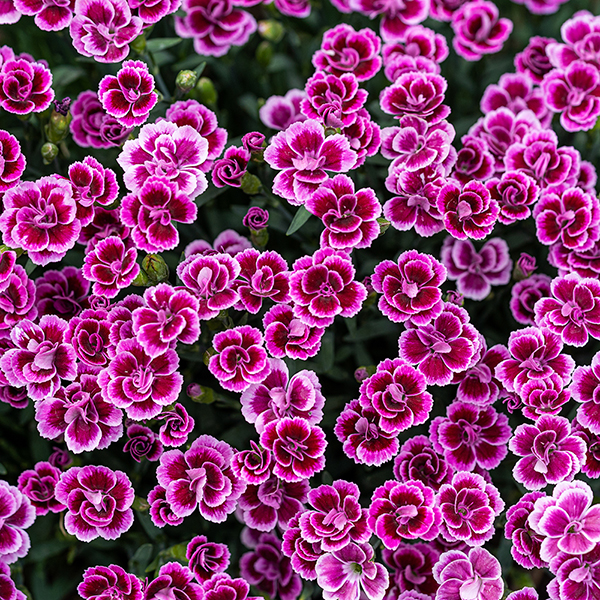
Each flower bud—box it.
[131,269,150,287]
[196,77,217,106]
[256,41,273,67]
[377,217,391,236]
[45,109,72,144]
[130,32,146,54]
[513,253,537,280]
[187,383,215,404]
[258,19,285,43]
[445,290,465,306]
[175,69,198,94]
[41,142,59,164]
[142,254,169,284]
[240,173,262,195]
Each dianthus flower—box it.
[289,248,366,327]
[117,121,209,198]
[352,0,429,42]
[16,461,64,516]
[430,401,511,471]
[124,423,163,462]
[436,471,504,546]
[259,89,307,131]
[571,351,600,434]
[452,135,494,184]
[382,542,439,598]
[241,358,324,433]
[98,60,157,128]
[240,533,302,600]
[510,274,552,325]
[202,573,259,600]
[383,24,449,63]
[185,229,251,257]
[315,542,389,600]
[398,302,480,386]
[306,174,381,251]
[486,170,539,225]
[515,36,554,83]
[232,441,272,485]
[0,315,76,400]
[282,513,325,580]
[341,108,381,168]
[186,535,230,582]
[519,373,571,420]
[0,262,36,337]
[13,0,74,30]
[82,236,140,298]
[66,308,110,367]
[433,547,503,600]
[0,58,54,115]
[156,434,245,522]
[546,11,600,69]
[551,545,600,600]
[334,399,399,466]
[129,0,180,23]
[243,206,269,231]
[147,485,184,528]
[263,119,357,205]
[495,326,575,394]
[0,481,35,564]
[55,465,134,541]
[273,0,310,18]
[0,176,81,266]
[0,130,25,192]
[78,564,142,600]
[70,0,143,63]
[211,146,250,188]
[144,563,203,600]
[312,24,382,81]
[158,403,194,448]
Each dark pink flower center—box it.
[458,419,481,445]
[132,366,154,394]
[32,341,58,370]
[292,152,324,171]
[322,507,349,529]
[283,437,308,460]
[355,416,379,440]
[395,504,418,524]
[288,319,308,339]
[187,466,207,500]
[456,200,473,220]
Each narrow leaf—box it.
[286,205,312,236]
[146,38,182,53]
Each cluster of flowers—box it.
[1,0,600,598]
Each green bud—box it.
[130,33,146,54]
[196,77,217,106]
[142,254,169,284]
[203,348,217,367]
[131,269,150,287]
[250,228,269,248]
[256,41,273,68]
[41,142,59,164]
[175,69,198,94]
[377,217,391,236]
[132,496,150,512]
[240,172,262,195]
[45,109,72,144]
[188,383,216,403]
[258,20,285,43]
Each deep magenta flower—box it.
[380,72,449,124]
[79,208,130,255]
[78,564,142,600]
[0,315,76,400]
[433,547,503,600]
[306,175,381,251]
[66,308,110,367]
[98,60,157,128]
[372,250,447,326]
[0,130,25,192]
[156,434,245,522]
[241,132,266,156]
[359,358,433,434]
[260,417,327,482]
[382,542,439,598]
[289,248,367,327]
[546,11,600,69]
[437,179,499,241]
[202,574,258,600]
[233,248,290,314]
[259,89,307,131]
[232,441,272,485]
[263,119,357,205]
[0,263,36,338]
[486,170,539,225]
[82,236,140,298]
[312,24,382,81]
[519,372,571,420]
[263,304,324,360]
[430,401,511,471]
[211,146,250,188]
[298,480,369,552]
[510,415,586,490]
[453,135,494,184]
[208,325,269,393]
[35,374,123,453]
[398,302,480,386]
[436,471,504,546]
[243,206,269,231]
[368,479,441,549]
[552,545,600,600]
[241,358,324,433]
[353,0,429,42]
[510,274,552,325]
[282,514,325,581]
[158,403,194,448]
[17,461,64,516]
[383,24,449,65]
[117,120,209,198]
[0,58,53,115]
[174,0,256,57]
[55,465,134,541]
[186,535,230,582]
[0,176,81,266]
[13,0,74,30]
[124,423,163,462]
[341,108,381,168]
[184,229,251,257]
[128,0,180,24]
[315,542,389,600]
[147,485,184,528]
[441,237,512,301]
[334,399,399,467]
[515,36,554,83]
[0,481,35,564]
[144,563,202,600]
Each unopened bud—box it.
[175,69,198,94]
[258,19,285,43]
[45,110,72,144]
[130,33,146,54]
[196,77,217,106]
[131,269,150,287]
[256,41,273,67]
[41,142,59,164]
[142,254,169,284]
[513,253,537,280]
[187,383,216,404]
[240,172,262,196]
[445,290,464,306]
[377,217,391,236]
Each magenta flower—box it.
[341,108,381,168]
[372,250,446,326]
[147,485,184,528]
[241,358,324,433]
[117,120,209,198]
[289,248,367,328]
[521,373,571,420]
[552,545,600,600]
[546,11,600,69]
[55,465,134,541]
[453,135,495,184]
[515,36,554,83]
[208,325,269,393]
[82,236,140,298]
[298,480,369,552]
[156,434,245,522]
[312,24,382,81]
[240,533,302,600]
[0,130,25,192]
[353,0,429,42]
[260,417,327,482]
[129,0,180,24]
[383,25,449,64]
[79,207,130,254]
[433,547,503,600]
[259,89,307,131]
[202,574,258,600]
[0,315,76,400]
[158,403,194,448]
[369,479,441,549]
[0,176,80,266]
[184,229,251,257]
[124,423,163,462]
[0,263,37,338]
[78,564,142,600]
[334,399,399,467]
[241,131,265,156]
[35,374,123,453]
[66,309,110,367]
[382,542,439,598]
[510,415,586,490]
[0,481,35,564]
[233,248,290,314]
[13,0,74,30]
[98,60,157,128]
[315,542,389,600]
[243,207,269,233]
[144,563,202,600]
[486,170,539,225]
[430,401,511,471]
[174,0,256,57]
[232,441,272,485]
[17,461,64,516]
[264,119,357,205]
[572,351,600,435]
[132,284,200,358]
[211,146,250,188]
[436,471,504,546]
[399,302,480,386]
[441,237,511,301]
[359,358,433,434]
[510,274,552,325]
[0,58,53,115]
[282,514,325,580]
[186,535,230,582]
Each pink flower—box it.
[572,350,600,435]
[515,36,554,83]
[383,24,449,65]
[551,545,600,600]
[352,0,429,42]
[232,441,272,485]
[382,542,440,598]
[158,403,194,448]
[0,263,36,337]
[129,0,180,24]
[124,423,163,462]
[282,514,325,580]
[0,129,25,192]
[510,274,552,325]
[147,485,184,528]
[55,465,134,541]
[211,146,250,188]
[341,108,381,168]
[70,0,143,63]
[17,461,64,516]
[98,60,158,128]
[486,170,539,225]
[78,564,142,600]
[202,574,259,600]
[144,563,202,600]
[504,491,546,569]
[13,0,74,30]
[0,58,53,114]
[0,481,35,564]
[186,535,230,582]
[259,89,306,131]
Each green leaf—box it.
[286,205,312,236]
[194,61,207,77]
[168,542,189,562]
[25,258,37,277]
[0,462,6,475]
[146,38,182,53]
[196,184,227,209]
[129,543,154,577]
